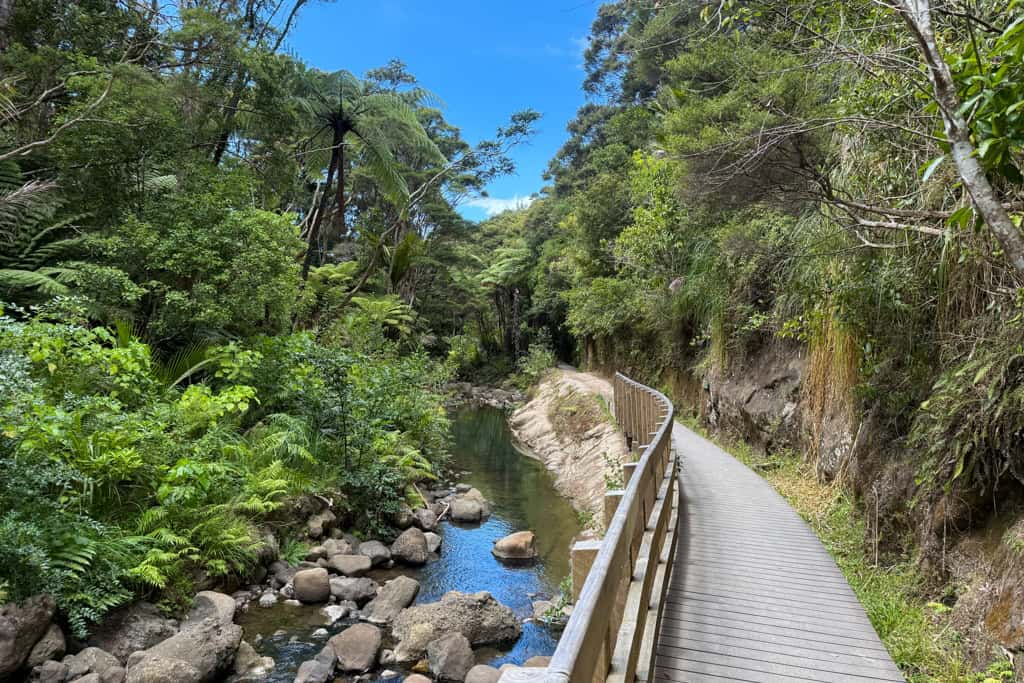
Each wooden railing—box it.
[504,373,678,683]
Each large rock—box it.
[427,633,474,682]
[492,531,537,561]
[412,509,437,532]
[184,591,236,629]
[293,659,331,683]
[361,576,420,624]
[390,528,428,566]
[465,664,501,683]
[424,533,442,554]
[63,647,121,680]
[328,624,381,674]
[268,561,295,590]
[30,659,68,683]
[357,541,391,567]
[329,577,378,606]
[125,654,201,683]
[293,569,331,604]
[325,555,371,577]
[392,591,520,662]
[229,640,274,681]
[393,505,415,530]
[126,596,242,683]
[0,595,55,677]
[306,510,336,540]
[449,498,486,524]
[26,624,65,668]
[320,538,353,558]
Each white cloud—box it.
[465,195,535,217]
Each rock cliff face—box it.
[508,365,628,528]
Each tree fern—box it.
[0,160,85,302]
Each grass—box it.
[676,415,1014,683]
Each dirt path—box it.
[508,364,628,531]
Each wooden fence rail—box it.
[503,372,678,683]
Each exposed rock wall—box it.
[508,365,629,528]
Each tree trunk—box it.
[334,142,346,237]
[896,0,1024,276]
[301,127,341,279]
[0,0,15,50]
[211,71,248,167]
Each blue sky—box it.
[286,1,598,221]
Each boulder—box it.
[293,569,331,604]
[0,594,56,677]
[466,664,501,683]
[524,656,551,667]
[306,510,337,540]
[257,530,279,565]
[455,484,472,494]
[258,591,277,609]
[229,641,274,681]
[412,509,437,532]
[183,591,236,629]
[390,528,428,566]
[268,561,295,590]
[427,633,474,682]
[424,533,442,555]
[361,576,420,624]
[357,541,391,567]
[449,499,485,524]
[392,591,520,661]
[75,675,103,683]
[64,647,121,680]
[492,531,537,561]
[405,675,432,683]
[321,605,349,626]
[26,624,65,668]
[125,654,202,683]
[126,616,242,682]
[393,506,415,530]
[320,538,353,558]
[328,624,381,674]
[30,659,68,683]
[325,555,371,577]
[329,577,378,606]
[293,659,331,683]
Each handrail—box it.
[503,372,678,683]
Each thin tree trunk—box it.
[301,127,341,279]
[211,71,248,166]
[334,142,346,237]
[896,0,1024,276]
[0,0,14,50]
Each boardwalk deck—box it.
[653,423,905,683]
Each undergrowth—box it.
[678,416,1014,683]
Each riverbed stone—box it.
[184,591,236,629]
[306,510,336,540]
[31,659,68,683]
[449,498,485,524]
[125,654,201,683]
[329,577,378,605]
[390,528,429,565]
[465,664,501,683]
[321,538,353,558]
[294,659,331,683]
[258,591,277,609]
[126,603,242,683]
[524,656,551,667]
[492,531,537,561]
[321,605,349,625]
[393,505,415,530]
[455,484,471,494]
[357,541,391,567]
[26,623,65,668]
[412,509,437,531]
[424,532,442,554]
[531,601,554,620]
[427,633,474,682]
[328,624,381,673]
[293,569,331,604]
[362,576,420,624]
[404,675,431,683]
[0,594,56,677]
[325,554,372,577]
[392,591,520,661]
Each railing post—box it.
[571,540,602,602]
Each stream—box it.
[237,405,582,681]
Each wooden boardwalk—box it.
[653,423,905,683]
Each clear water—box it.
[237,405,582,680]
